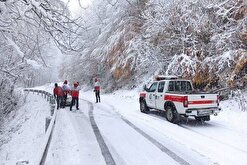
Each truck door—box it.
[146,82,158,108]
[156,81,166,110]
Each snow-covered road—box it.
[45,100,105,165]
[46,99,185,165]
[45,89,247,165]
[1,87,247,165]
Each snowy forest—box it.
[0,0,246,121]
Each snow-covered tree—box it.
[64,0,246,91]
[0,0,80,120]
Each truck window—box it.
[158,82,165,93]
[181,81,192,91]
[175,81,181,91]
[187,82,192,91]
[149,82,158,92]
[168,81,192,92]
[168,81,174,91]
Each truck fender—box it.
[164,101,176,111]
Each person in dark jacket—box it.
[94,78,101,103]
[53,83,64,109]
[70,82,80,111]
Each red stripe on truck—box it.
[188,100,214,104]
[140,93,146,98]
[164,95,184,102]
[164,95,214,105]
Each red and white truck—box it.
[139,76,221,123]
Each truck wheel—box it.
[165,106,180,123]
[204,115,210,121]
[140,101,149,113]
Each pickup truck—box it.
[139,76,221,123]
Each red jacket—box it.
[94,81,100,91]
[53,86,64,96]
[94,86,100,91]
[71,86,79,98]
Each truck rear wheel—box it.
[140,101,149,113]
[165,106,180,123]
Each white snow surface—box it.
[1,84,247,165]
[0,91,50,164]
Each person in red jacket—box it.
[53,83,64,109]
[70,82,80,111]
[94,78,101,103]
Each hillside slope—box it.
[65,0,246,91]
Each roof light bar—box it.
[155,75,178,81]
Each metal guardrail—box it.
[20,89,57,165]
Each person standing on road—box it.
[53,83,64,109]
[94,78,101,103]
[62,80,71,108]
[70,82,80,111]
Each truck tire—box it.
[165,106,180,123]
[140,101,149,113]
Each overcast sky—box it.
[63,0,92,16]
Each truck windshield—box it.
[148,82,158,92]
[168,81,192,92]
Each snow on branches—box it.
[65,0,246,91]
[0,0,82,117]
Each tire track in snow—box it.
[84,100,116,165]
[147,111,247,154]
[146,111,247,155]
[179,124,247,154]
[209,121,247,136]
[102,103,190,165]
[121,117,190,165]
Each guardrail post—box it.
[50,95,55,104]
[50,97,55,105]
[45,117,51,132]
[50,105,55,116]
[47,94,49,101]
[49,95,52,103]
[230,90,233,98]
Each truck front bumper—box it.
[185,107,221,117]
